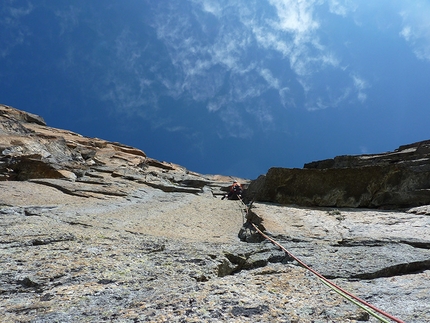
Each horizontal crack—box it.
[350,259,430,280]
[335,239,387,247]
[400,240,430,250]
[65,221,92,228]
[29,233,76,246]
[30,179,90,197]
[31,179,128,197]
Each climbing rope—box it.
[237,198,405,323]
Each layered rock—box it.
[247,141,430,208]
[1,104,429,322]
[0,104,245,196]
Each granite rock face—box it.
[0,104,241,194]
[247,141,430,208]
[1,104,429,322]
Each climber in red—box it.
[222,180,243,200]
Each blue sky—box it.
[1,0,429,179]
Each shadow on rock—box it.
[238,206,266,243]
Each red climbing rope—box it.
[249,222,406,323]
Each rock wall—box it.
[1,104,429,322]
[247,141,430,208]
[0,104,245,196]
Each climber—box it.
[221,180,243,200]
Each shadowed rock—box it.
[247,140,430,208]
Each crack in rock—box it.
[351,259,430,280]
[28,233,76,246]
[220,245,291,276]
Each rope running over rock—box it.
[238,198,405,323]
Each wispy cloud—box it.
[8,3,33,19]
[327,0,357,17]
[98,30,160,119]
[219,106,254,139]
[259,68,280,89]
[54,5,81,35]
[0,1,34,58]
[268,0,320,35]
[351,74,368,103]
[399,1,430,61]
[148,0,364,126]
[196,0,222,17]
[25,1,373,136]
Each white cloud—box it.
[247,0,341,79]
[268,0,320,35]
[194,0,222,17]
[6,1,33,20]
[245,103,274,132]
[327,0,357,17]
[207,101,221,112]
[259,68,280,89]
[219,106,254,139]
[351,74,368,103]
[148,0,386,124]
[151,1,278,116]
[399,25,411,41]
[399,2,430,61]
[54,5,81,35]
[279,87,294,108]
[77,0,371,137]
[149,0,355,120]
[166,125,188,133]
[0,2,34,58]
